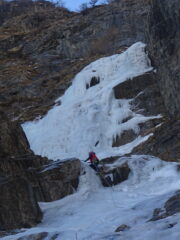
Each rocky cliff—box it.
[147,0,180,118]
[139,0,180,161]
[0,112,80,230]
[0,0,180,233]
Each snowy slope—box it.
[22,42,160,161]
[2,156,180,240]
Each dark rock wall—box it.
[0,112,32,157]
[0,114,81,230]
[112,72,166,147]
[147,0,180,118]
[0,178,42,230]
[133,119,180,162]
[33,159,81,202]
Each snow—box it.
[5,42,179,240]
[2,156,180,240]
[22,42,156,161]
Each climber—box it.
[84,151,100,172]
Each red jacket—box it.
[87,152,99,164]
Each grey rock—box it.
[112,129,137,147]
[165,193,180,216]
[0,111,32,157]
[99,161,131,187]
[112,72,165,148]
[133,119,180,162]
[17,232,48,240]
[0,177,42,230]
[132,84,167,116]
[150,191,180,221]
[34,159,81,202]
[113,72,155,100]
[115,224,130,232]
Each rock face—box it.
[113,72,156,100]
[32,159,81,202]
[147,0,180,118]
[0,178,42,230]
[0,111,32,157]
[0,113,81,230]
[133,119,180,162]
[112,72,165,147]
[99,159,131,187]
[150,190,180,221]
[127,0,180,161]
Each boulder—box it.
[150,190,180,221]
[115,224,130,232]
[99,161,131,187]
[17,232,49,240]
[33,159,81,202]
[165,191,180,216]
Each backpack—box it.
[92,154,99,165]
[94,158,99,164]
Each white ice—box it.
[22,42,157,161]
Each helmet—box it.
[89,151,95,155]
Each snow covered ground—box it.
[2,156,180,240]
[5,42,178,240]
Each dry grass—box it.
[88,27,120,56]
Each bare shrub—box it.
[89,0,98,7]
[79,2,90,15]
